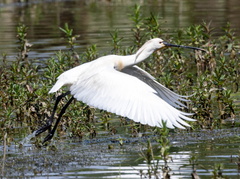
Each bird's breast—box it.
[114,60,124,71]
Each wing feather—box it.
[70,67,194,128]
[122,66,190,108]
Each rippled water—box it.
[1,0,240,61]
[1,0,240,178]
[2,128,240,178]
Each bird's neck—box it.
[122,47,155,67]
[119,55,136,68]
[135,45,155,64]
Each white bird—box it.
[36,38,205,143]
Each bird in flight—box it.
[35,38,205,143]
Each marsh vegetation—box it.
[0,4,240,178]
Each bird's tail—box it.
[49,81,64,93]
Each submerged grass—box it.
[138,121,171,178]
[0,6,239,146]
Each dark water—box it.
[1,0,240,178]
[1,0,240,61]
[2,128,240,178]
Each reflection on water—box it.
[0,0,240,61]
[1,128,240,178]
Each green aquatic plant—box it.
[0,7,239,144]
[138,121,172,178]
[110,29,123,54]
[138,140,160,178]
[189,153,200,178]
[59,23,80,52]
[236,150,240,172]
[82,44,98,63]
[16,24,32,61]
[156,122,171,166]
[160,21,239,129]
[212,163,225,179]
[145,12,163,39]
[130,4,145,47]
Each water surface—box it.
[2,128,240,178]
[0,0,240,178]
[0,0,240,61]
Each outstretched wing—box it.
[121,66,190,108]
[70,66,194,129]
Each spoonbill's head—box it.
[143,38,166,51]
[151,38,206,52]
[135,38,205,64]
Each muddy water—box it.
[1,0,240,178]
[1,128,240,178]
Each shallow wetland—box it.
[0,0,240,178]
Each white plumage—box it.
[49,38,197,129]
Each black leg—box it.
[35,91,71,136]
[42,96,74,144]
